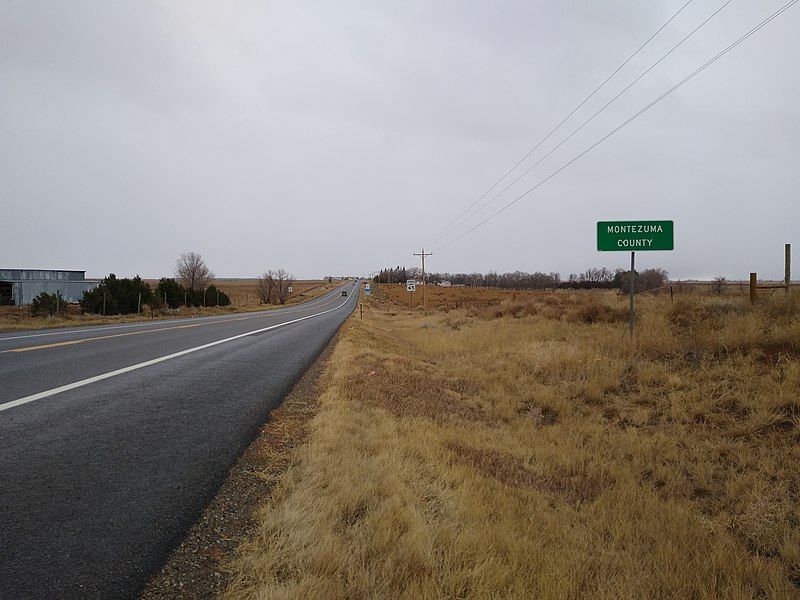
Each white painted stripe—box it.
[0,284,357,413]
[0,286,346,342]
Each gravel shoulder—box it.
[139,331,337,599]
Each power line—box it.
[422,0,695,248]
[435,0,733,248]
[435,0,799,253]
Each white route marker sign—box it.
[406,280,416,292]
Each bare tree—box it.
[256,269,295,304]
[256,271,277,304]
[175,252,214,291]
[713,276,726,295]
[274,269,295,305]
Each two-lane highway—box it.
[0,282,359,599]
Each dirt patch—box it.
[139,333,338,600]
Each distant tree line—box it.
[373,265,668,293]
[373,266,417,284]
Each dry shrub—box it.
[490,300,540,319]
[669,296,741,328]
[568,295,627,324]
[460,298,543,320]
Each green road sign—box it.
[597,220,674,251]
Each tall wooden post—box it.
[413,249,433,308]
[750,272,757,304]
[786,243,791,292]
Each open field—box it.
[205,278,335,308]
[0,279,337,332]
[222,285,800,598]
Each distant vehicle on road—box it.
[342,290,348,296]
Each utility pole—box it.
[413,249,433,308]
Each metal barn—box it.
[0,269,100,306]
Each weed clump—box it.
[568,295,627,324]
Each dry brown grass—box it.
[223,287,800,599]
[0,279,336,332]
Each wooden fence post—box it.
[750,273,757,305]
[786,243,791,292]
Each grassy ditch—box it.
[223,287,800,598]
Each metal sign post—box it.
[597,220,674,337]
[407,280,416,308]
[628,252,635,337]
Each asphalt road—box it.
[0,282,359,599]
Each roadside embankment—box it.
[217,287,799,597]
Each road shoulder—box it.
[139,328,338,599]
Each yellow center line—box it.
[2,316,252,353]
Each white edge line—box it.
[0,283,358,413]
[0,285,348,342]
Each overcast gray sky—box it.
[2,1,798,280]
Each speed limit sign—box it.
[406,280,416,292]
